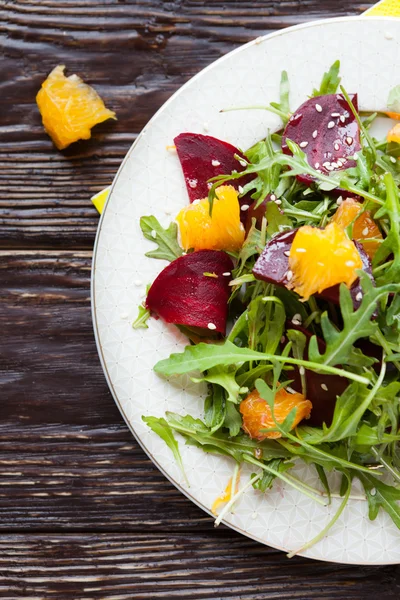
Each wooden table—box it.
[2,1,400,597]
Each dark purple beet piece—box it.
[252,230,296,287]
[146,250,233,335]
[283,323,348,427]
[282,94,360,183]
[253,231,375,310]
[174,133,255,209]
[245,196,271,234]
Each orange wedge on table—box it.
[36,65,116,150]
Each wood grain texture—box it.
[0,0,372,249]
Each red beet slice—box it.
[282,323,348,427]
[174,133,255,210]
[282,94,360,183]
[146,250,233,335]
[252,230,375,310]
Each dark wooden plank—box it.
[0,0,373,249]
[0,533,398,599]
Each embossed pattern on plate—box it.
[92,17,400,564]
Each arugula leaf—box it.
[204,384,226,432]
[359,472,400,529]
[372,173,400,285]
[132,303,150,329]
[252,458,294,492]
[140,216,182,261]
[269,70,291,123]
[192,365,242,404]
[265,201,292,237]
[142,416,187,483]
[308,272,400,367]
[312,60,341,96]
[387,84,400,113]
[154,339,371,385]
[224,402,242,437]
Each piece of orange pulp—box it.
[211,473,241,515]
[331,198,382,259]
[239,387,312,441]
[36,65,116,150]
[387,122,400,144]
[176,185,245,252]
[288,222,363,301]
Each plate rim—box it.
[91,14,400,565]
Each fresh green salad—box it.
[134,62,400,556]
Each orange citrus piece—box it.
[176,185,245,252]
[36,65,116,150]
[331,198,382,259]
[386,112,400,121]
[288,222,363,301]
[387,123,400,144]
[211,473,240,515]
[240,387,312,441]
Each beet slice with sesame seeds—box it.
[282,323,348,427]
[252,230,375,310]
[174,133,255,212]
[146,250,233,335]
[282,93,360,184]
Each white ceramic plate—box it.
[92,16,400,564]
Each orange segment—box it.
[176,185,245,252]
[387,123,400,144]
[386,112,400,121]
[240,387,312,441]
[331,198,382,259]
[36,65,116,150]
[211,473,240,515]
[288,222,363,301]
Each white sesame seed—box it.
[322,161,331,168]
[134,279,143,286]
[211,159,221,167]
[353,153,359,160]
[299,141,309,148]
[207,182,212,190]
[316,169,322,173]
[270,194,277,201]
[331,112,340,118]
[334,143,340,151]
[315,104,322,112]
[284,250,290,257]
[321,384,328,391]
[356,292,363,302]
[292,313,302,325]
[241,204,250,211]
[390,156,397,164]
[331,162,339,169]
[370,488,377,496]
[239,160,247,167]
[238,185,244,194]
[275,198,282,205]
[296,248,306,253]
[340,115,346,123]
[326,164,334,171]
[203,122,209,132]
[345,136,353,146]
[286,270,293,281]
[346,261,355,267]
[337,158,346,165]
[188,178,198,189]
[286,386,296,394]
[314,162,320,169]
[327,121,335,129]
[362,227,369,237]
[207,323,217,330]
[151,230,157,239]
[299,366,305,376]
[222,272,231,277]
[192,199,201,205]
[336,196,343,205]
[385,31,394,40]
[312,130,318,139]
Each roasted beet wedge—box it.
[282,94,360,184]
[146,250,233,335]
[253,230,375,310]
[283,323,348,427]
[174,133,255,209]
